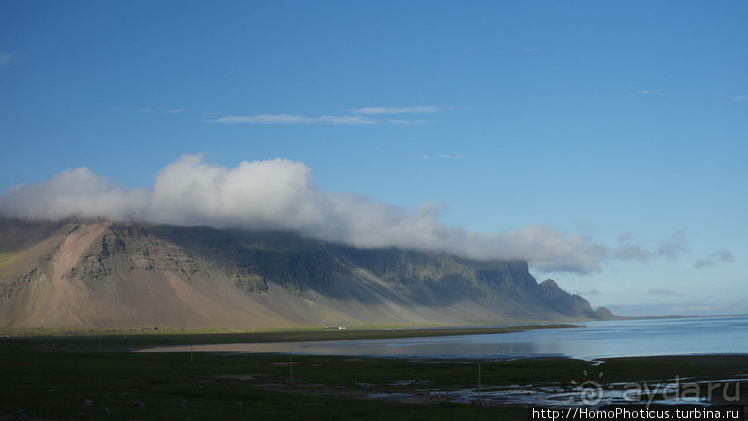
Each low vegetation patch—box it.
[2,331,746,420]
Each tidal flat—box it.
[1,327,747,420]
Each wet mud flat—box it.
[204,354,748,408]
[2,333,747,420]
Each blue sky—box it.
[1,1,746,316]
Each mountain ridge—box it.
[0,217,612,328]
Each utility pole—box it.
[478,362,482,400]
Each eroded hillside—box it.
[0,218,611,328]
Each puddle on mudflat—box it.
[361,376,746,407]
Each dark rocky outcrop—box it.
[538,279,601,319]
[595,306,616,320]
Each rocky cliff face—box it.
[0,218,609,328]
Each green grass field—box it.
[2,331,746,420]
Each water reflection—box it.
[141,316,748,407]
[146,315,748,361]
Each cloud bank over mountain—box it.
[0,155,606,273]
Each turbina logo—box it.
[570,370,605,405]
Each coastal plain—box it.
[2,327,747,420]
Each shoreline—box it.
[2,334,746,419]
[0,322,579,339]
[137,341,748,363]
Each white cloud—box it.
[656,229,687,259]
[610,301,748,317]
[714,249,735,262]
[575,288,601,296]
[139,109,182,114]
[0,53,11,68]
[0,168,150,221]
[648,288,684,297]
[385,119,429,125]
[0,155,606,273]
[317,115,376,125]
[667,301,748,316]
[214,114,314,124]
[351,106,441,115]
[628,90,665,96]
[617,232,632,242]
[614,230,688,262]
[733,96,748,102]
[419,154,465,160]
[614,244,652,261]
[210,106,442,125]
[211,114,375,125]
[694,248,735,268]
[112,108,181,114]
[693,259,713,268]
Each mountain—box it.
[0,218,612,329]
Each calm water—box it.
[144,316,748,407]
[149,315,748,360]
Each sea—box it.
[143,315,748,406]
[152,315,748,361]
